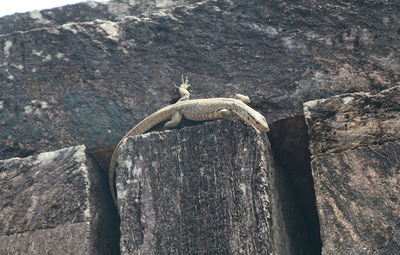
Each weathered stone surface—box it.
[0,0,194,35]
[115,120,314,254]
[0,145,119,254]
[1,0,399,169]
[1,222,92,255]
[304,85,400,157]
[311,142,400,255]
[304,86,400,254]
[1,1,399,252]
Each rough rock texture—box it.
[0,0,195,35]
[115,120,314,254]
[0,145,119,254]
[1,0,399,253]
[1,0,399,170]
[1,223,93,255]
[304,86,400,254]
[304,85,400,157]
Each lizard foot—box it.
[176,75,191,102]
[174,75,191,89]
[180,75,191,89]
[235,94,250,104]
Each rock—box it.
[0,0,195,35]
[115,120,315,254]
[1,0,399,253]
[1,223,94,254]
[0,145,119,254]
[1,0,399,169]
[304,86,400,254]
[304,86,400,157]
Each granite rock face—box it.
[1,0,399,254]
[115,121,313,254]
[0,145,119,254]
[304,85,400,157]
[1,0,399,169]
[304,86,400,254]
[0,0,194,35]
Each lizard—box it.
[109,76,269,206]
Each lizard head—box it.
[247,110,270,132]
[234,103,269,132]
[231,100,270,132]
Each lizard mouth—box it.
[255,121,270,132]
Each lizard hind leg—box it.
[164,111,183,129]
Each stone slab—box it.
[115,120,314,254]
[304,85,400,157]
[311,142,400,255]
[0,145,119,254]
[304,86,400,254]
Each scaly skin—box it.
[109,80,269,206]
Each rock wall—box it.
[0,145,119,254]
[0,0,193,35]
[1,0,399,254]
[304,86,400,254]
[1,0,398,166]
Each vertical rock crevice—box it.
[268,116,322,254]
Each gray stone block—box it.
[114,120,315,254]
[0,145,119,254]
[304,86,400,254]
[115,121,276,254]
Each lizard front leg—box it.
[164,111,183,128]
[235,94,250,104]
[218,109,237,121]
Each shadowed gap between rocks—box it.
[89,154,121,255]
[79,149,121,254]
[268,116,322,255]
